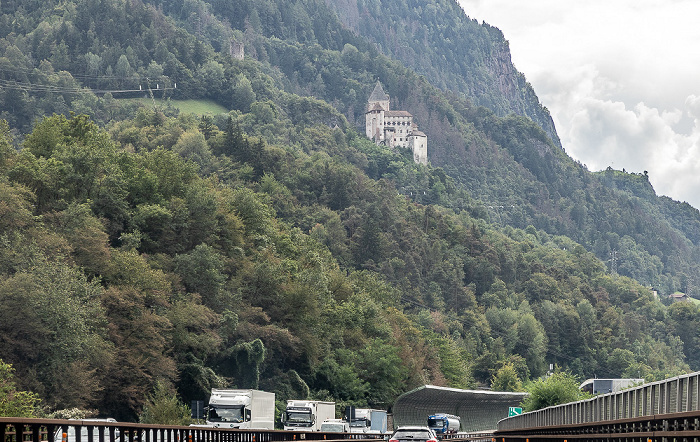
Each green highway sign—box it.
[508,407,522,417]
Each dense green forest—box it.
[2,0,700,423]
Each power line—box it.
[608,249,618,275]
[0,78,176,95]
[0,63,158,81]
[0,63,178,95]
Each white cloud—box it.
[559,96,700,206]
[457,0,700,208]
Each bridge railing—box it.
[497,370,700,430]
[442,432,494,442]
[0,418,385,442]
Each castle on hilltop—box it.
[365,81,427,165]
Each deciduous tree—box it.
[139,380,191,425]
[521,371,587,412]
[0,359,40,417]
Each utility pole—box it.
[146,78,157,111]
[609,249,618,274]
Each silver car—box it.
[389,426,439,442]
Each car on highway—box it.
[320,419,350,432]
[389,426,438,442]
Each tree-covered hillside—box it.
[0,109,691,421]
[2,0,700,424]
[3,0,691,298]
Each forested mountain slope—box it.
[2,0,697,297]
[2,0,700,424]
[324,0,561,147]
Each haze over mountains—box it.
[1,0,700,422]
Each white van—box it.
[320,419,350,433]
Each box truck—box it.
[349,408,388,434]
[198,389,275,429]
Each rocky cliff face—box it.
[485,38,561,147]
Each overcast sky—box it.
[457,0,700,209]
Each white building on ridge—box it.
[365,81,427,165]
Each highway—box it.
[6,371,700,442]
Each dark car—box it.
[389,426,438,442]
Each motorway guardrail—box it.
[0,418,385,442]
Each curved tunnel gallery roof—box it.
[393,385,527,432]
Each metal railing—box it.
[0,418,385,442]
[498,371,700,430]
[442,432,495,442]
[493,371,700,442]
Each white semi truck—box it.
[349,409,388,433]
[281,400,336,431]
[199,389,276,429]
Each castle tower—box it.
[366,81,389,142]
[408,130,428,165]
[229,40,244,60]
[366,102,384,142]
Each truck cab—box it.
[282,400,336,431]
[197,389,275,430]
[207,390,251,427]
[282,406,314,429]
[207,403,249,424]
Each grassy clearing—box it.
[120,98,229,115]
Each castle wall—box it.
[384,114,413,148]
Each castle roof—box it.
[385,110,412,117]
[410,130,426,137]
[366,102,385,113]
[369,80,389,102]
